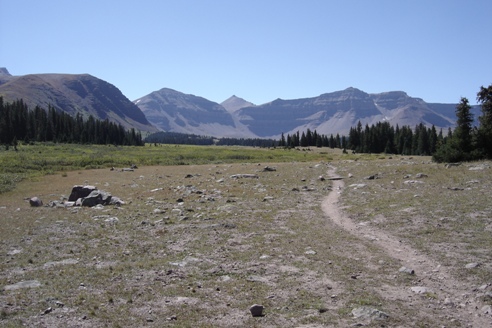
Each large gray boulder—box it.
[79,190,112,207]
[68,185,97,201]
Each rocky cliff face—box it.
[235,87,456,138]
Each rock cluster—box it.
[30,185,124,208]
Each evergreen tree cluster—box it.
[347,121,441,156]
[144,131,277,147]
[145,132,215,145]
[0,97,143,147]
[433,85,492,162]
[277,129,347,149]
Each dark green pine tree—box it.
[477,84,492,158]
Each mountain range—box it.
[0,67,478,138]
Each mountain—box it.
[134,88,255,138]
[235,88,462,138]
[0,69,157,132]
[220,95,255,113]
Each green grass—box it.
[0,143,342,194]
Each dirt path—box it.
[322,165,491,327]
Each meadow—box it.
[0,144,491,327]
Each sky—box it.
[1,0,491,105]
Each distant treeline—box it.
[0,97,144,147]
[145,131,277,147]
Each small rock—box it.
[318,175,326,181]
[411,286,431,294]
[351,306,389,320]
[443,298,454,306]
[465,262,480,269]
[482,305,492,314]
[399,266,415,275]
[263,166,276,172]
[29,197,43,207]
[415,173,428,178]
[167,315,177,321]
[249,304,264,317]
[42,307,53,315]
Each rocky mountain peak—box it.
[0,67,11,76]
[221,95,255,113]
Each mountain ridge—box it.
[0,70,157,133]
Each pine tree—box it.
[477,84,492,158]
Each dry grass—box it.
[1,151,492,327]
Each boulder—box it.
[81,190,113,207]
[68,185,97,202]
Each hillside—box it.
[0,69,157,133]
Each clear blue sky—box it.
[1,0,491,105]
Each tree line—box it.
[0,97,144,147]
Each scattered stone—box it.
[348,173,353,178]
[327,177,343,180]
[230,174,259,179]
[249,304,265,317]
[29,197,43,207]
[404,180,424,185]
[415,173,428,178]
[4,280,41,290]
[443,298,454,306]
[185,174,194,178]
[399,266,415,275]
[351,306,389,320]
[104,217,119,224]
[305,250,317,255]
[43,259,79,268]
[447,187,464,191]
[263,196,274,202]
[465,262,480,269]
[318,175,326,181]
[410,286,432,294]
[348,184,366,189]
[364,175,377,180]
[445,163,461,168]
[482,305,492,314]
[469,163,490,171]
[167,315,177,321]
[263,166,276,172]
[41,307,53,315]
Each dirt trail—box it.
[322,165,491,327]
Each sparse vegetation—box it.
[0,146,491,326]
